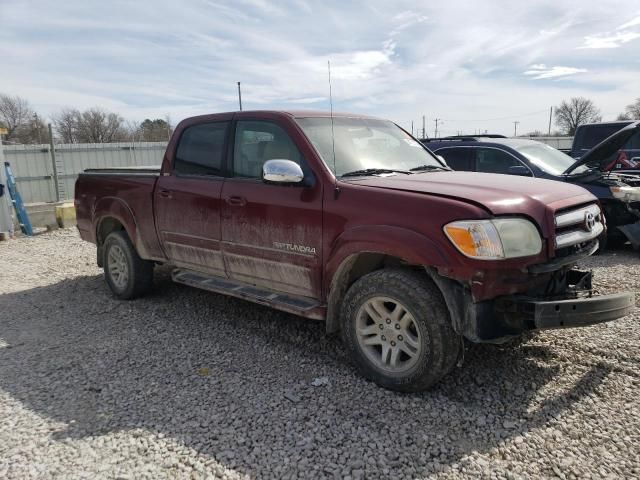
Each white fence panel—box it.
[4,142,167,204]
[4,145,56,205]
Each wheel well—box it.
[96,217,125,267]
[326,252,412,334]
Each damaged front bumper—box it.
[496,291,634,330]
[431,267,635,343]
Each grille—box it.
[554,203,604,249]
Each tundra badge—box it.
[273,241,316,254]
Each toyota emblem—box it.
[584,212,596,232]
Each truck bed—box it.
[75,167,164,260]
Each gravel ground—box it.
[0,228,639,479]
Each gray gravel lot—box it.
[1,228,639,479]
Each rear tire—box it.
[341,268,461,392]
[103,231,154,299]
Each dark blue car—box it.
[422,123,640,249]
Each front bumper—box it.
[500,292,635,330]
[430,268,635,343]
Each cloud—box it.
[287,97,326,104]
[523,64,588,79]
[1,0,639,137]
[581,31,640,49]
[618,15,640,30]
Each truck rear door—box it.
[220,118,323,299]
[154,118,230,277]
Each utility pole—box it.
[411,120,414,136]
[548,106,553,135]
[434,118,441,138]
[48,123,61,202]
[422,115,426,139]
[513,121,520,137]
[237,82,243,111]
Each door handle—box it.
[158,189,172,198]
[225,196,247,206]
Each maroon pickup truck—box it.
[75,110,634,392]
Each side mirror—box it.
[262,159,304,184]
[508,165,532,176]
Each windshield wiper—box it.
[341,168,412,177]
[410,164,451,172]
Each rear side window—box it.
[475,148,522,174]
[435,147,474,171]
[174,122,229,176]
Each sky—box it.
[0,0,639,137]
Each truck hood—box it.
[564,121,640,174]
[347,171,596,216]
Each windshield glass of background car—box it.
[515,143,587,175]
[295,117,442,176]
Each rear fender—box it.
[93,197,146,258]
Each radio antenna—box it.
[328,60,339,194]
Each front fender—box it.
[324,225,459,333]
[325,225,456,291]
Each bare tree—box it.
[74,108,127,143]
[555,97,602,135]
[52,108,81,143]
[624,98,640,120]
[0,94,34,142]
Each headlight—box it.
[444,218,542,260]
[610,186,640,203]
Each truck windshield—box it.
[514,143,587,175]
[295,117,444,176]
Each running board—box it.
[172,269,326,320]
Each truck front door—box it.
[154,119,230,277]
[220,119,323,299]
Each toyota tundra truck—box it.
[75,110,635,392]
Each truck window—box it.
[233,121,302,178]
[434,147,473,171]
[174,122,228,176]
[475,148,522,174]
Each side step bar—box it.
[172,269,326,320]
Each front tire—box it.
[341,268,461,392]
[103,231,154,299]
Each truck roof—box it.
[183,110,381,122]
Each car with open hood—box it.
[425,122,640,248]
